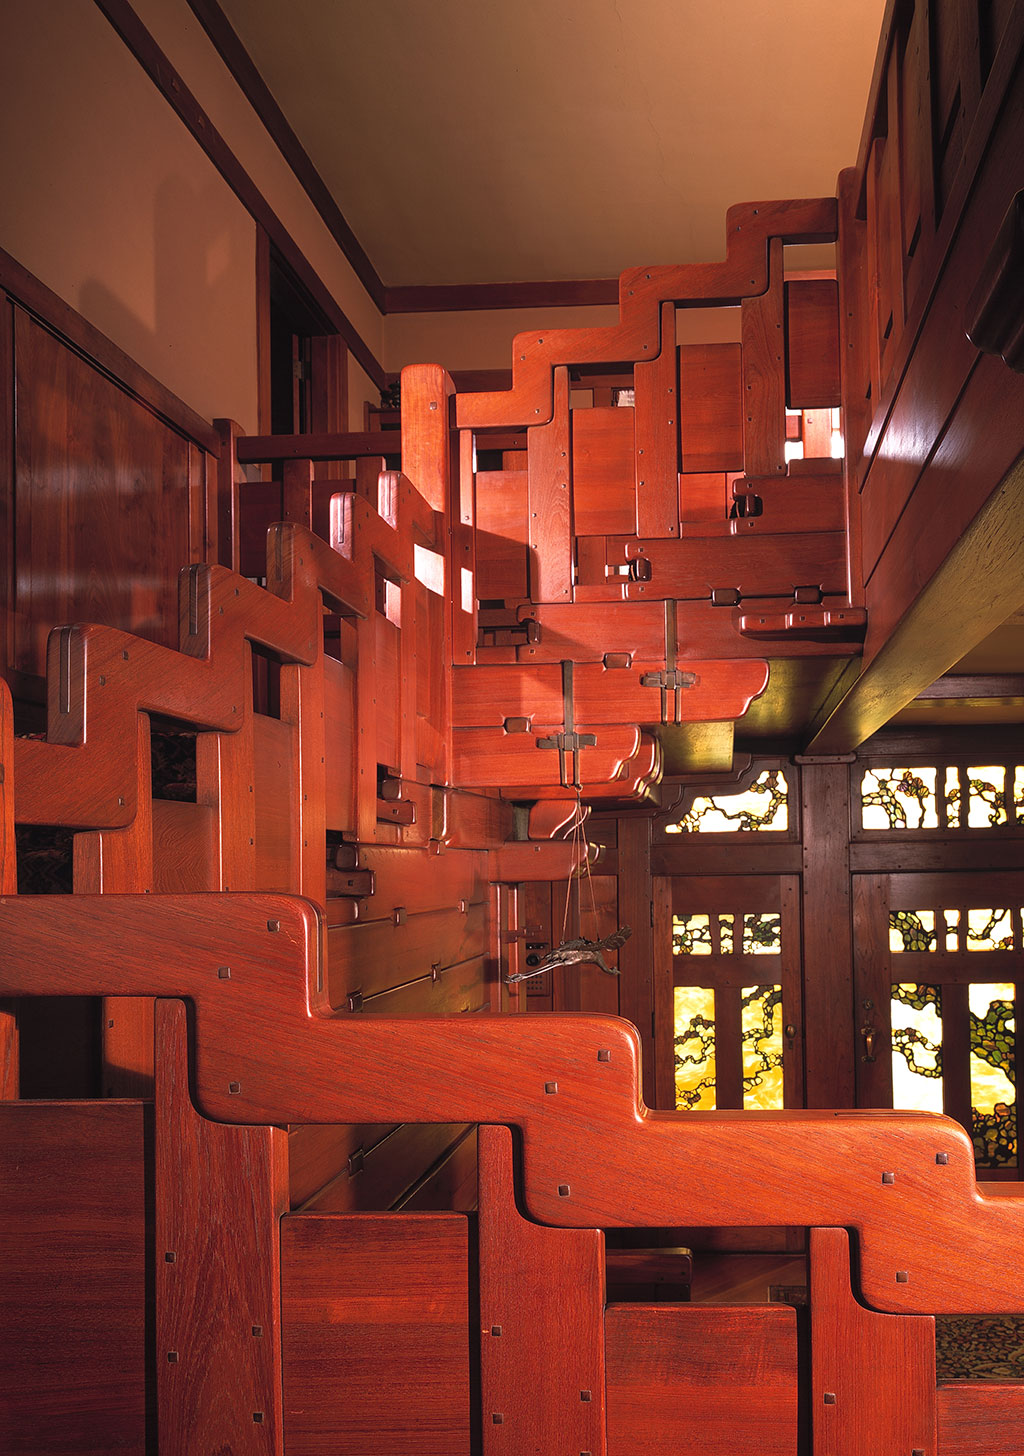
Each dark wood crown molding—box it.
[92,0,386,390]
[385,279,620,314]
[183,0,387,315]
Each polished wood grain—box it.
[456,198,836,431]
[785,279,841,409]
[741,237,787,477]
[634,300,681,538]
[605,1303,798,1455]
[811,1226,936,1456]
[5,893,1024,1312]
[936,1383,1024,1455]
[155,998,288,1456]
[527,366,573,601]
[12,309,199,680]
[571,405,637,536]
[0,1098,148,1453]
[281,1212,470,1453]
[679,342,744,473]
[478,1124,606,1455]
[800,761,855,1106]
[0,678,15,1094]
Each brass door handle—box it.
[861,1024,877,1062]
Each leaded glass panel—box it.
[674,986,716,1109]
[672,913,712,955]
[665,770,788,834]
[967,767,1007,827]
[970,982,1016,1168]
[891,982,944,1113]
[966,909,1014,951]
[742,985,784,1109]
[861,768,938,829]
[889,910,936,952]
[742,913,782,955]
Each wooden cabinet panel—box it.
[0,1099,148,1454]
[281,1212,470,1454]
[606,1303,798,1455]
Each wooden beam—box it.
[808,449,1024,752]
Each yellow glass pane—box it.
[675,986,716,1110]
[742,985,784,1110]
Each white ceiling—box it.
[218,0,888,287]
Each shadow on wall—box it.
[79,172,257,429]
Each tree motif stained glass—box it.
[889,910,936,952]
[742,985,784,1109]
[743,913,782,955]
[674,986,716,1109]
[718,914,735,954]
[891,982,943,1113]
[672,913,712,955]
[861,768,937,829]
[966,767,1007,827]
[945,767,961,829]
[970,983,1016,1167]
[965,909,1014,952]
[665,770,788,834]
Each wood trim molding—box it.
[92,0,386,391]
[183,0,386,314]
[0,245,220,454]
[385,279,620,314]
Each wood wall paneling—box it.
[281,1212,470,1453]
[478,1124,606,1455]
[12,309,200,679]
[606,1303,798,1456]
[811,1226,936,1456]
[155,999,288,1454]
[0,1099,148,1454]
[800,762,855,1106]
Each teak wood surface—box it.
[4,891,1024,1316]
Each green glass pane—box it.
[742,984,783,1109]
[742,913,781,955]
[891,982,943,1113]
[889,910,936,953]
[861,767,937,829]
[970,982,1016,1168]
[674,986,716,1110]
[664,770,788,834]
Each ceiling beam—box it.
[806,452,1024,753]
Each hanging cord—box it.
[560,787,597,943]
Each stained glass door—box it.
[656,875,804,1111]
[854,871,1024,1178]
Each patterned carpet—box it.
[936,1316,1024,1380]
